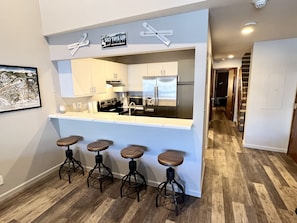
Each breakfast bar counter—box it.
[49,112,203,198]
[49,112,193,130]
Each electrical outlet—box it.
[76,102,82,110]
[0,175,3,185]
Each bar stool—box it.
[120,145,147,202]
[87,139,114,192]
[156,150,185,215]
[57,135,84,183]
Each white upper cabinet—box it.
[90,59,106,94]
[177,59,195,82]
[147,61,178,76]
[104,60,128,83]
[127,62,177,91]
[127,64,148,91]
[57,58,106,97]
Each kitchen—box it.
[48,9,210,198]
[57,51,195,119]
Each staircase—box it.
[238,52,251,132]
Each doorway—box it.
[214,70,228,107]
[211,68,237,121]
[288,91,297,163]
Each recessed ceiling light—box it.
[241,22,256,35]
[228,54,234,59]
[252,0,268,9]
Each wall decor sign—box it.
[140,22,173,46]
[68,32,90,56]
[101,32,127,48]
[0,65,41,113]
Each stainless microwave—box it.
[129,97,143,106]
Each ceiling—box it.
[100,0,297,63]
[209,0,297,61]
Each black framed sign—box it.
[0,65,41,113]
[101,32,127,48]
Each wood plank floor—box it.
[1,108,297,222]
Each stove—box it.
[98,98,123,113]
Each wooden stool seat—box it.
[87,140,113,152]
[87,139,114,192]
[158,150,184,167]
[57,135,83,147]
[121,145,146,159]
[57,135,84,183]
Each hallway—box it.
[205,107,297,222]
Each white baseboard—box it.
[243,142,287,153]
[0,164,60,202]
[0,164,202,202]
[85,165,202,197]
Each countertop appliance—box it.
[129,96,143,106]
[142,76,177,112]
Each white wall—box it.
[244,38,297,152]
[0,0,60,200]
[213,59,241,70]
[38,0,207,36]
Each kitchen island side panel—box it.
[56,118,201,197]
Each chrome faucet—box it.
[128,101,136,116]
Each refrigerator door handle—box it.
[154,86,158,105]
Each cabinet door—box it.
[71,59,93,96]
[147,62,163,76]
[147,62,178,76]
[103,60,115,81]
[57,59,93,97]
[128,64,147,91]
[162,61,178,76]
[114,62,128,84]
[90,59,106,94]
[178,59,194,82]
[103,60,128,83]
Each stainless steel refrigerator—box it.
[142,76,177,112]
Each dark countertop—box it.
[119,106,192,119]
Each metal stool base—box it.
[59,147,84,183]
[156,167,185,215]
[87,153,113,192]
[120,159,146,202]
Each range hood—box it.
[106,80,127,92]
[106,80,124,87]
